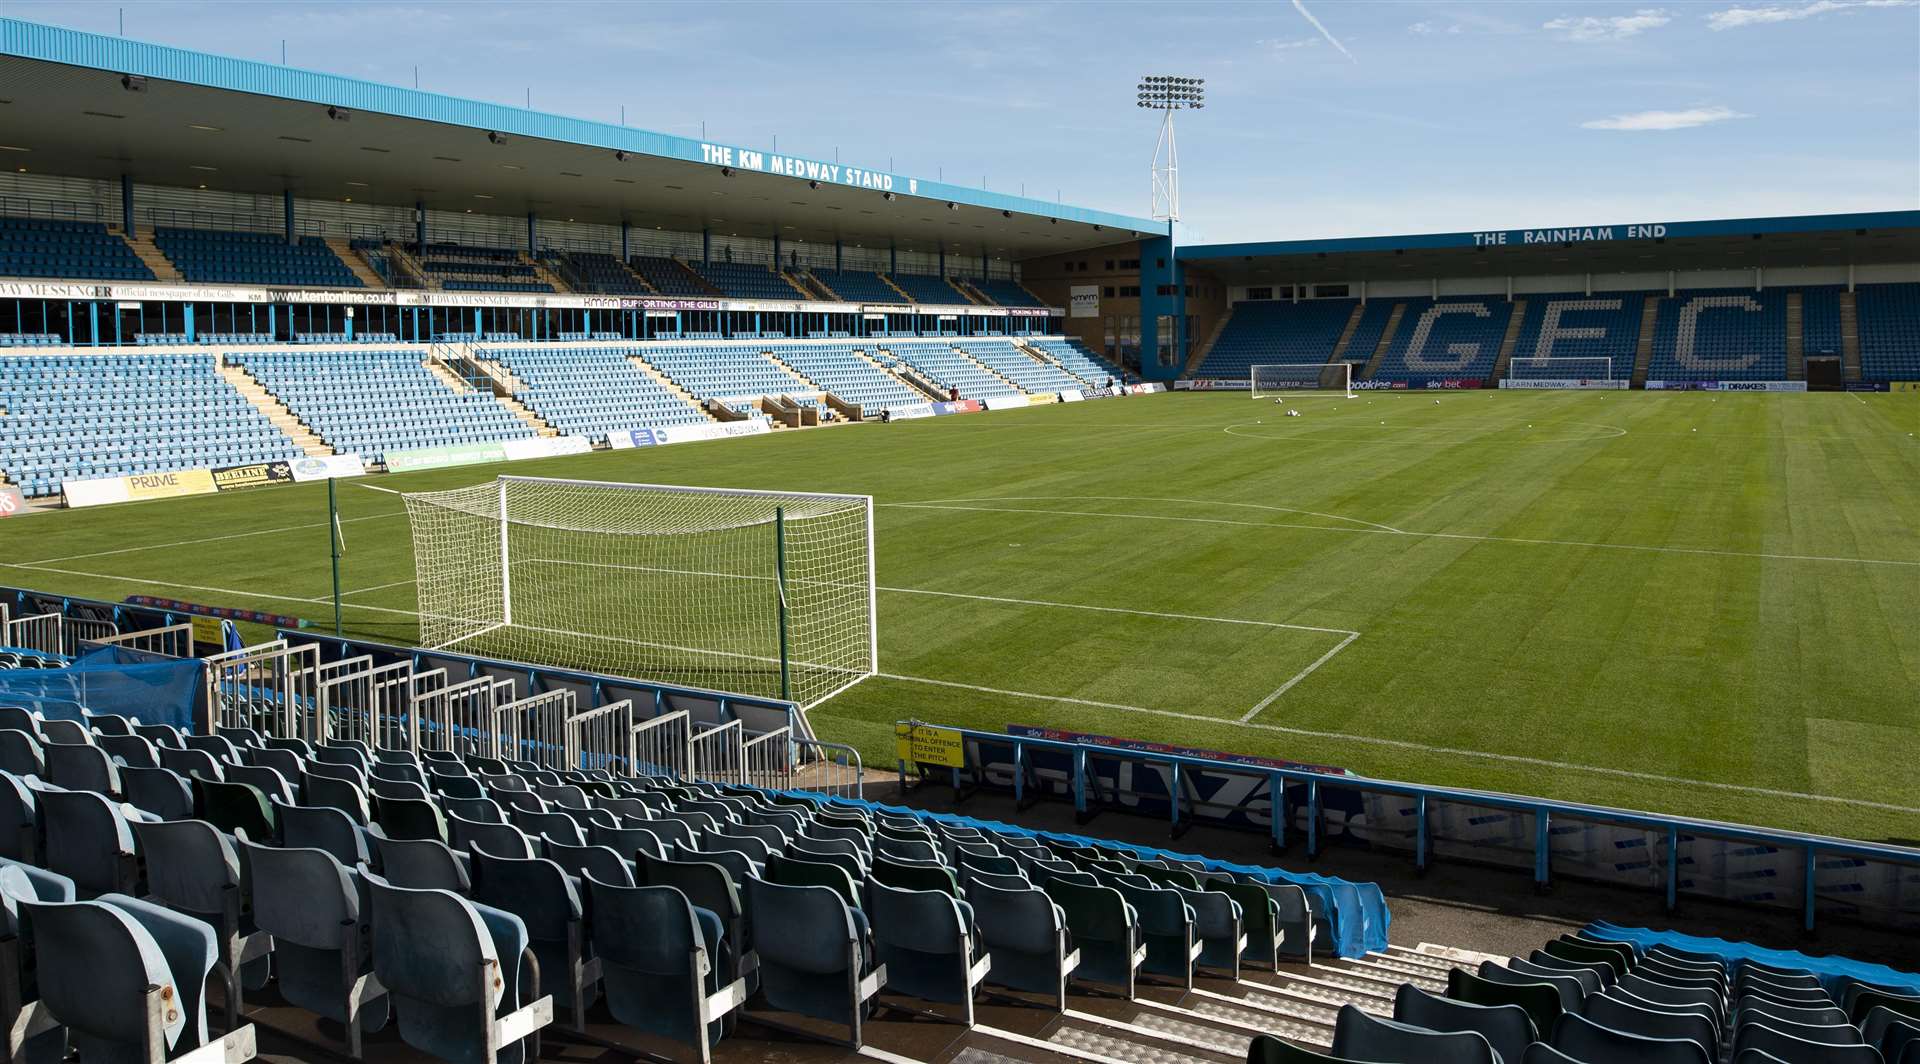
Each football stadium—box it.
[0,8,1916,1064]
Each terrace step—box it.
[1632,293,1660,387]
[1839,289,1862,380]
[1359,302,1405,381]
[1786,290,1805,380]
[1489,297,1528,383]
[1328,301,1367,363]
[385,244,436,290]
[1187,312,1233,375]
[216,359,332,456]
[523,253,572,294]
[325,237,387,289]
[117,230,183,282]
[624,352,719,420]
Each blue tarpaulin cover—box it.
[0,644,201,730]
[1590,920,1920,996]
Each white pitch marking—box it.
[1239,629,1360,723]
[337,577,417,597]
[905,493,1405,534]
[19,510,410,567]
[884,498,1920,569]
[9,556,1915,815]
[877,672,1920,815]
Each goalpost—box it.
[1251,362,1355,398]
[402,476,877,710]
[1504,356,1618,387]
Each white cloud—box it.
[1258,36,1322,50]
[1707,0,1915,30]
[1580,105,1753,130]
[1408,20,1463,35]
[1291,0,1358,63]
[1543,8,1673,40]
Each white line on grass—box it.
[337,577,418,597]
[21,510,409,567]
[8,555,1913,816]
[884,497,1920,569]
[877,672,1920,815]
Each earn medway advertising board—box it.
[605,421,773,449]
[1499,379,1629,390]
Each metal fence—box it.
[314,656,414,749]
[205,641,320,738]
[4,614,64,656]
[82,623,194,658]
[626,707,692,781]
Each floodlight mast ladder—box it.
[1138,75,1204,224]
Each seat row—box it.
[0,702,1354,1063]
[1254,927,1919,1064]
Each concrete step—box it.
[216,360,331,456]
[325,237,387,289]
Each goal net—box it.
[1506,356,1614,382]
[1251,362,1355,398]
[402,476,876,710]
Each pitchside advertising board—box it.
[1644,381,1809,392]
[0,486,23,518]
[908,725,1920,928]
[386,435,593,471]
[605,421,773,449]
[1500,379,1629,390]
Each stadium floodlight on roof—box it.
[1137,75,1204,223]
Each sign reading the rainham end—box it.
[700,143,909,193]
[1474,224,1668,246]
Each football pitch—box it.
[6,390,1917,842]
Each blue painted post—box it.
[1803,845,1817,932]
[1072,749,1087,819]
[87,302,99,346]
[834,240,843,273]
[1666,827,1680,910]
[620,220,630,263]
[1535,809,1551,890]
[937,247,945,278]
[1012,743,1025,806]
[1306,778,1320,857]
[526,212,536,256]
[1416,794,1429,873]
[1169,761,1181,833]
[772,233,781,271]
[283,190,295,244]
[981,249,988,281]
[182,304,195,341]
[1269,772,1286,850]
[702,228,711,268]
[889,244,897,276]
[120,174,135,237]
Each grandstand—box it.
[0,353,299,497]
[476,343,712,441]
[154,228,363,288]
[229,348,534,463]
[0,24,1917,1064]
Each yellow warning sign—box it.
[895,722,966,768]
[189,616,225,648]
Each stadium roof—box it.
[0,18,1164,258]
[1179,211,1920,285]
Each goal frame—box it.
[1504,356,1615,382]
[416,475,879,710]
[1250,361,1355,399]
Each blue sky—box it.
[11,1,1918,243]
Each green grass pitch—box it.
[6,390,1917,842]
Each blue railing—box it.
[901,722,1920,935]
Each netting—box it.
[403,476,876,709]
[1507,356,1614,381]
[1251,362,1354,397]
